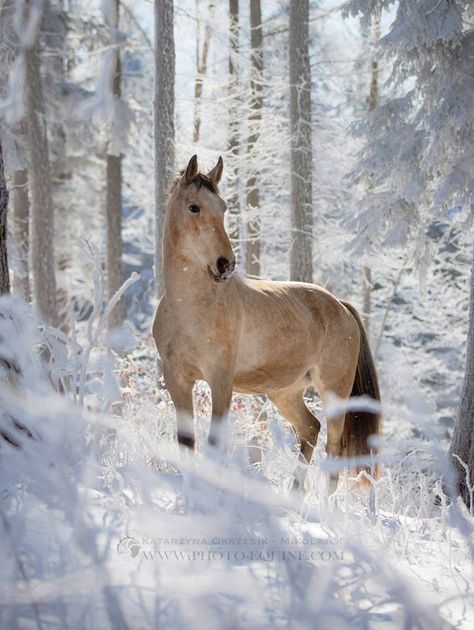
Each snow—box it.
[1,291,473,629]
[1,0,473,627]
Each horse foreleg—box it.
[163,365,195,451]
[208,373,233,450]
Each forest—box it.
[0,0,473,628]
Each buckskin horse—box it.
[153,155,381,488]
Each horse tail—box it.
[339,300,382,479]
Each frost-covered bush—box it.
[1,286,473,628]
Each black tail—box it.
[340,301,381,478]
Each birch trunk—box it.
[289,0,313,283]
[449,238,474,509]
[0,136,9,295]
[106,0,124,330]
[245,0,263,278]
[154,0,175,297]
[227,0,240,250]
[25,40,58,326]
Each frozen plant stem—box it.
[78,241,138,406]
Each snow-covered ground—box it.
[0,291,473,630]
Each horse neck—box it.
[162,224,210,300]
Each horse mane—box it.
[169,171,218,196]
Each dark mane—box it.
[170,171,218,194]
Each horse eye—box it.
[188,204,200,214]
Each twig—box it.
[78,238,139,406]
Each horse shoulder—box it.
[152,298,174,354]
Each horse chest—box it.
[155,299,238,375]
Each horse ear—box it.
[207,156,223,185]
[185,154,199,185]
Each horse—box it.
[153,155,381,488]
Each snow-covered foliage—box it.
[1,287,473,628]
[344,0,474,253]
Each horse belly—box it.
[233,362,312,394]
[233,340,314,394]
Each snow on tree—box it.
[344,0,474,504]
[289,0,313,283]
[344,0,473,254]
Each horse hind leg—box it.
[268,385,321,464]
[316,369,356,491]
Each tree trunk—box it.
[449,238,474,509]
[106,0,124,330]
[362,265,372,333]
[289,0,313,283]
[0,2,31,302]
[193,0,215,144]
[44,0,68,181]
[25,40,58,326]
[154,0,175,297]
[0,136,9,295]
[12,168,30,300]
[45,1,71,333]
[245,0,263,278]
[227,0,240,251]
[362,1,381,334]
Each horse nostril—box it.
[216,257,230,274]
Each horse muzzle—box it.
[208,256,235,282]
